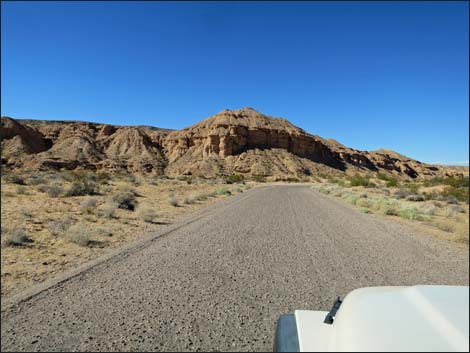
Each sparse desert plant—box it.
[360,208,371,214]
[138,207,157,223]
[101,203,118,219]
[7,175,26,185]
[28,175,46,185]
[2,228,32,247]
[16,186,27,194]
[344,194,359,205]
[419,203,437,216]
[349,174,372,187]
[66,224,94,247]
[444,195,459,205]
[226,174,245,184]
[406,194,425,202]
[444,205,465,217]
[399,207,419,220]
[65,180,98,197]
[218,187,231,196]
[252,175,266,183]
[356,198,371,208]
[359,192,368,198]
[47,184,64,198]
[111,188,138,210]
[394,189,412,199]
[48,216,73,235]
[128,175,142,186]
[80,198,98,214]
[183,196,191,205]
[168,196,179,207]
[20,208,32,218]
[36,184,48,193]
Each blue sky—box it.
[1,1,468,165]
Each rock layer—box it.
[0,108,465,178]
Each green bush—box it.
[218,187,232,196]
[349,174,372,187]
[65,171,99,196]
[439,186,468,203]
[226,174,245,184]
[252,175,266,183]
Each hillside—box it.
[0,108,465,179]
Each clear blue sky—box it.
[1,1,468,165]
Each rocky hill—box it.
[0,108,465,179]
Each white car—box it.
[274,285,469,352]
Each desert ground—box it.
[1,169,468,302]
[1,183,468,351]
[1,169,252,298]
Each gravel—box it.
[1,185,468,351]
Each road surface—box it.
[1,185,468,351]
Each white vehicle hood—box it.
[295,285,469,352]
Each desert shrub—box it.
[218,187,231,196]
[444,205,465,217]
[226,174,245,184]
[439,186,468,203]
[6,175,26,185]
[64,171,99,196]
[47,184,64,198]
[111,188,138,210]
[345,195,359,205]
[443,195,459,205]
[358,192,368,198]
[138,207,157,223]
[28,175,46,185]
[16,186,27,194]
[2,228,32,247]
[183,196,191,205]
[20,208,32,218]
[423,176,469,188]
[369,198,400,216]
[252,175,266,183]
[80,198,98,214]
[36,184,48,193]
[65,181,98,197]
[127,175,142,186]
[66,224,94,247]
[386,178,398,187]
[97,171,111,184]
[435,223,454,233]
[349,174,373,187]
[360,208,371,214]
[356,198,371,208]
[101,203,118,219]
[419,204,437,216]
[48,217,72,235]
[330,178,347,187]
[394,189,412,199]
[406,194,425,202]
[399,207,419,220]
[286,177,300,183]
[168,196,179,207]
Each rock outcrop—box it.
[0,108,465,179]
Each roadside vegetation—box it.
[311,173,469,244]
[0,169,254,297]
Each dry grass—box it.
[1,172,247,297]
[312,179,469,244]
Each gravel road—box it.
[1,185,468,351]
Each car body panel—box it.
[288,285,469,352]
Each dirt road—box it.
[1,185,468,351]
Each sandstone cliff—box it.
[0,108,464,179]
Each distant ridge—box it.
[1,108,465,179]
